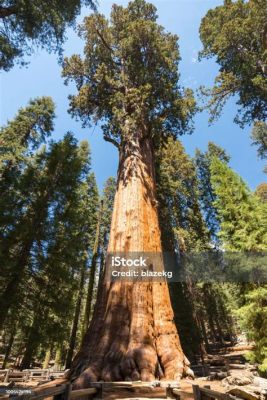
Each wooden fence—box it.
[0,376,231,400]
[1,379,182,399]
[193,384,232,400]
[0,369,65,384]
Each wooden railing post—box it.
[167,387,180,399]
[63,383,72,400]
[166,386,176,399]
[4,369,10,383]
[193,384,202,400]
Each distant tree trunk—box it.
[0,242,31,330]
[71,137,192,387]
[198,312,210,352]
[214,315,224,344]
[2,325,16,369]
[0,193,51,331]
[43,349,51,369]
[20,315,39,369]
[65,264,86,369]
[204,284,221,344]
[186,281,207,360]
[54,348,62,371]
[82,201,103,337]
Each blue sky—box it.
[0,0,266,191]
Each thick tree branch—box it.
[103,135,120,149]
[95,27,122,69]
[0,6,16,18]
[95,28,113,53]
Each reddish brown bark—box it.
[70,137,192,386]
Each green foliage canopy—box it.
[62,0,196,149]
[238,287,267,373]
[199,0,267,126]
[156,137,209,252]
[210,157,267,251]
[0,0,96,71]
[251,121,267,172]
[0,97,55,169]
[195,142,230,245]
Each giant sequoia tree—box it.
[63,0,195,385]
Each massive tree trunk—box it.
[71,137,192,387]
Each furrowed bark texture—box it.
[71,137,191,386]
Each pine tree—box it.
[0,98,57,329]
[17,134,93,368]
[209,157,267,369]
[99,177,117,268]
[199,0,267,126]
[0,127,100,369]
[81,176,116,337]
[251,122,267,172]
[238,287,267,373]
[256,183,267,202]
[210,158,267,251]
[0,97,55,239]
[156,137,210,253]
[0,0,96,71]
[155,138,235,357]
[195,142,230,245]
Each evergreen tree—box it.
[209,157,267,370]
[99,177,117,262]
[156,137,210,253]
[210,157,267,251]
[3,134,93,367]
[77,173,99,342]
[0,0,96,71]
[251,122,267,160]
[256,183,267,202]
[251,122,267,172]
[81,176,116,339]
[156,138,235,357]
[195,142,230,245]
[199,0,267,126]
[238,287,267,373]
[63,0,196,384]
[0,97,55,239]
[0,97,55,167]
[0,114,101,369]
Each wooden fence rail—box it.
[193,384,232,400]
[1,380,229,400]
[0,369,65,384]
[1,380,183,400]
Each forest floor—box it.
[3,344,266,400]
[102,344,261,399]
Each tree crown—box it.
[0,0,96,71]
[199,0,267,126]
[62,0,196,149]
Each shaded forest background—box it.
[0,0,266,377]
